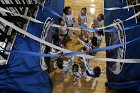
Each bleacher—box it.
[0,0,45,63]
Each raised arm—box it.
[83,57,92,71]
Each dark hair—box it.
[57,57,63,69]
[63,6,71,15]
[93,66,101,77]
[83,47,87,51]
[98,14,104,20]
[72,64,79,72]
[97,30,104,36]
[91,36,97,46]
[58,18,64,24]
[52,34,59,41]
[81,7,87,12]
[52,33,60,46]
[44,46,51,53]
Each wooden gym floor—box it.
[50,0,116,93]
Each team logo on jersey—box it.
[108,19,126,75]
[126,0,140,22]
[40,17,53,70]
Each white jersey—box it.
[83,57,104,78]
[83,57,94,78]
[78,13,88,26]
[63,60,72,72]
[95,33,103,46]
[54,57,74,75]
[77,38,92,50]
[73,65,82,78]
[98,20,104,27]
[58,24,68,35]
[65,15,74,27]
[93,18,104,28]
[54,60,58,68]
